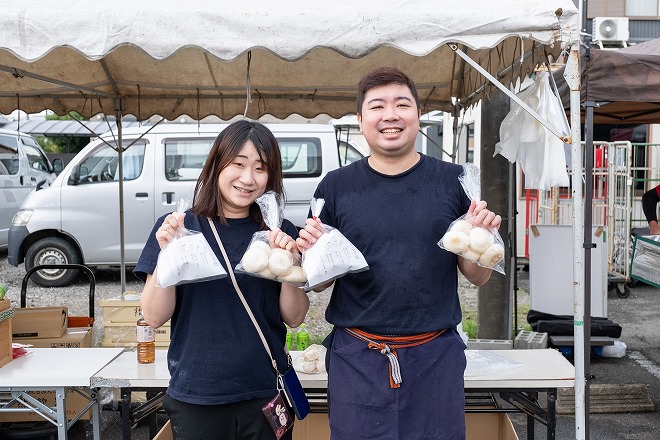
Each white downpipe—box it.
[565,43,586,440]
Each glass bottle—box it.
[136,315,155,364]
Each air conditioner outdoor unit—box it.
[592,17,629,42]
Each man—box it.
[296,67,502,440]
[642,185,660,235]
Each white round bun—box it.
[450,219,473,234]
[442,230,470,254]
[257,267,276,280]
[278,265,307,283]
[240,247,269,272]
[250,240,272,256]
[460,248,481,263]
[268,248,294,276]
[468,227,494,253]
[478,243,505,268]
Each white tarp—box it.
[0,0,578,120]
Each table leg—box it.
[527,413,535,440]
[546,389,557,440]
[91,390,102,440]
[121,387,132,440]
[55,386,68,439]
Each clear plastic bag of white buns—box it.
[301,198,369,292]
[235,191,307,284]
[156,199,228,288]
[293,344,327,374]
[437,164,506,275]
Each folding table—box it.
[0,348,124,440]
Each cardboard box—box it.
[292,413,331,440]
[290,412,518,440]
[466,413,519,440]
[0,299,12,368]
[154,412,518,440]
[100,297,143,324]
[0,389,92,422]
[12,306,67,339]
[13,327,93,348]
[154,420,173,440]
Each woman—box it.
[135,120,309,440]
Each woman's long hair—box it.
[192,120,284,227]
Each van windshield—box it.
[75,141,146,183]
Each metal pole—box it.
[583,101,595,439]
[114,101,126,298]
[563,43,586,440]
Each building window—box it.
[625,0,659,17]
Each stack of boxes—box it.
[100,295,170,348]
[12,307,93,348]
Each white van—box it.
[8,123,363,287]
[0,129,62,248]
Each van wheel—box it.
[25,238,82,287]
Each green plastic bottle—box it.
[296,323,309,351]
[285,325,293,351]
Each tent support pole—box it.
[448,44,570,143]
[583,100,596,440]
[114,101,126,298]
[565,43,587,440]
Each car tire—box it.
[25,238,82,287]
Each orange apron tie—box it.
[345,327,447,389]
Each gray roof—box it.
[0,119,152,137]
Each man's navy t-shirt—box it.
[314,155,470,335]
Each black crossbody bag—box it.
[208,219,310,436]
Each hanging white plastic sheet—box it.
[494,71,571,190]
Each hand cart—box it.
[21,264,96,327]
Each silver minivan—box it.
[0,129,62,248]
[8,123,363,287]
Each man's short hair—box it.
[356,67,420,115]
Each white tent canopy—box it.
[0,0,578,120]
[0,3,596,438]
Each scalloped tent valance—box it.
[0,0,578,120]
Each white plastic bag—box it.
[235,191,306,283]
[156,199,227,288]
[301,198,369,291]
[494,71,571,190]
[437,164,506,275]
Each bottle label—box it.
[137,325,155,343]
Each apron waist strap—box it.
[344,328,447,388]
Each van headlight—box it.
[12,209,33,226]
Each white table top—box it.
[0,348,124,388]
[92,349,170,388]
[88,348,575,391]
[295,348,575,390]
